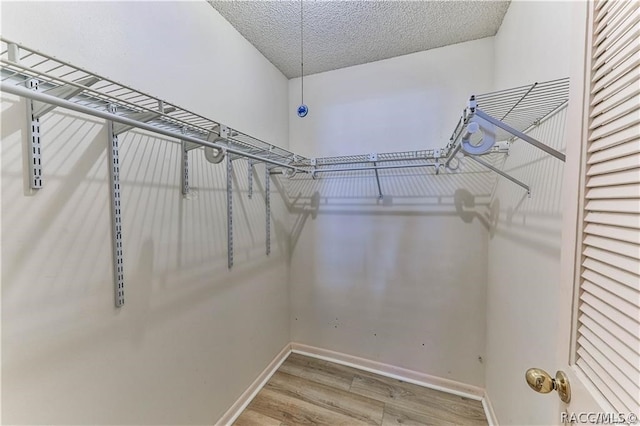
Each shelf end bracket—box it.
[466,154,530,194]
[32,76,100,118]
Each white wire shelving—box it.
[292,78,569,171]
[0,38,305,170]
[0,38,570,307]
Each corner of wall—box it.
[484,1,574,424]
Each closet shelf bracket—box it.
[32,76,100,118]
[367,153,384,199]
[181,138,190,196]
[465,154,530,196]
[106,104,125,307]
[474,109,566,162]
[248,160,254,199]
[265,165,271,256]
[26,79,42,189]
[112,108,176,136]
[183,141,200,151]
[25,75,101,190]
[226,153,234,269]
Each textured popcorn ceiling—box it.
[209,1,510,79]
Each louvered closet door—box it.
[577,0,640,413]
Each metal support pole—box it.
[26,79,42,189]
[466,154,530,195]
[475,109,566,162]
[180,140,189,195]
[373,161,383,199]
[107,104,125,307]
[226,154,234,269]
[248,160,253,199]
[265,166,271,256]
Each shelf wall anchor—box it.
[7,42,19,62]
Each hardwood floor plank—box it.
[247,387,372,426]
[266,371,384,425]
[235,353,487,426]
[382,403,462,426]
[350,374,487,425]
[278,353,359,391]
[233,408,282,426]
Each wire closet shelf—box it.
[0,38,569,306]
[292,78,569,172]
[0,38,304,169]
[0,38,569,182]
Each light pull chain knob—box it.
[525,368,571,403]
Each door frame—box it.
[557,0,615,415]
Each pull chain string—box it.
[300,0,304,104]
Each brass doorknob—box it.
[525,368,571,403]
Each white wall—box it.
[1,2,290,424]
[1,2,289,144]
[493,1,572,88]
[287,38,495,386]
[485,1,574,424]
[1,1,583,423]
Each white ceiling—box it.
[208,1,511,79]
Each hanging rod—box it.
[311,162,438,175]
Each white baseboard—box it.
[290,342,485,401]
[217,342,497,425]
[482,391,499,426]
[216,343,291,426]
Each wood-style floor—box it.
[233,353,488,426]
